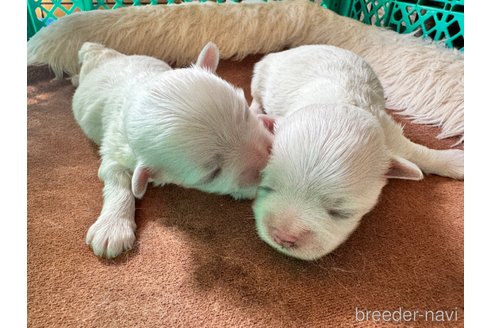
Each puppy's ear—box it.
[257,114,276,134]
[196,42,220,73]
[385,156,424,180]
[132,164,152,199]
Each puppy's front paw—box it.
[86,215,136,258]
[438,149,464,180]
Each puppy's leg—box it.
[381,114,464,180]
[86,156,136,258]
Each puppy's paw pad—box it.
[86,218,136,258]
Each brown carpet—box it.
[28,57,464,328]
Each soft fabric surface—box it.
[27,58,463,327]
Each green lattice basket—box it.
[27,0,464,50]
[336,0,464,50]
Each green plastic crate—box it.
[339,0,464,50]
[27,0,464,50]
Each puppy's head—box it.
[253,105,422,260]
[127,43,274,200]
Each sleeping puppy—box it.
[73,42,273,258]
[250,45,463,261]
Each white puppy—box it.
[73,42,273,258]
[251,45,464,261]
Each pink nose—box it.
[271,228,299,249]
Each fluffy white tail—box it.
[27,0,464,142]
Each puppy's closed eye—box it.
[203,167,222,184]
[327,209,352,220]
[257,186,275,194]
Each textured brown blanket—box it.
[27,57,463,327]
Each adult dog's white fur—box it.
[251,45,464,261]
[74,42,273,258]
[27,0,464,142]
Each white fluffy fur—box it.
[75,42,272,258]
[251,45,464,260]
[27,0,464,142]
